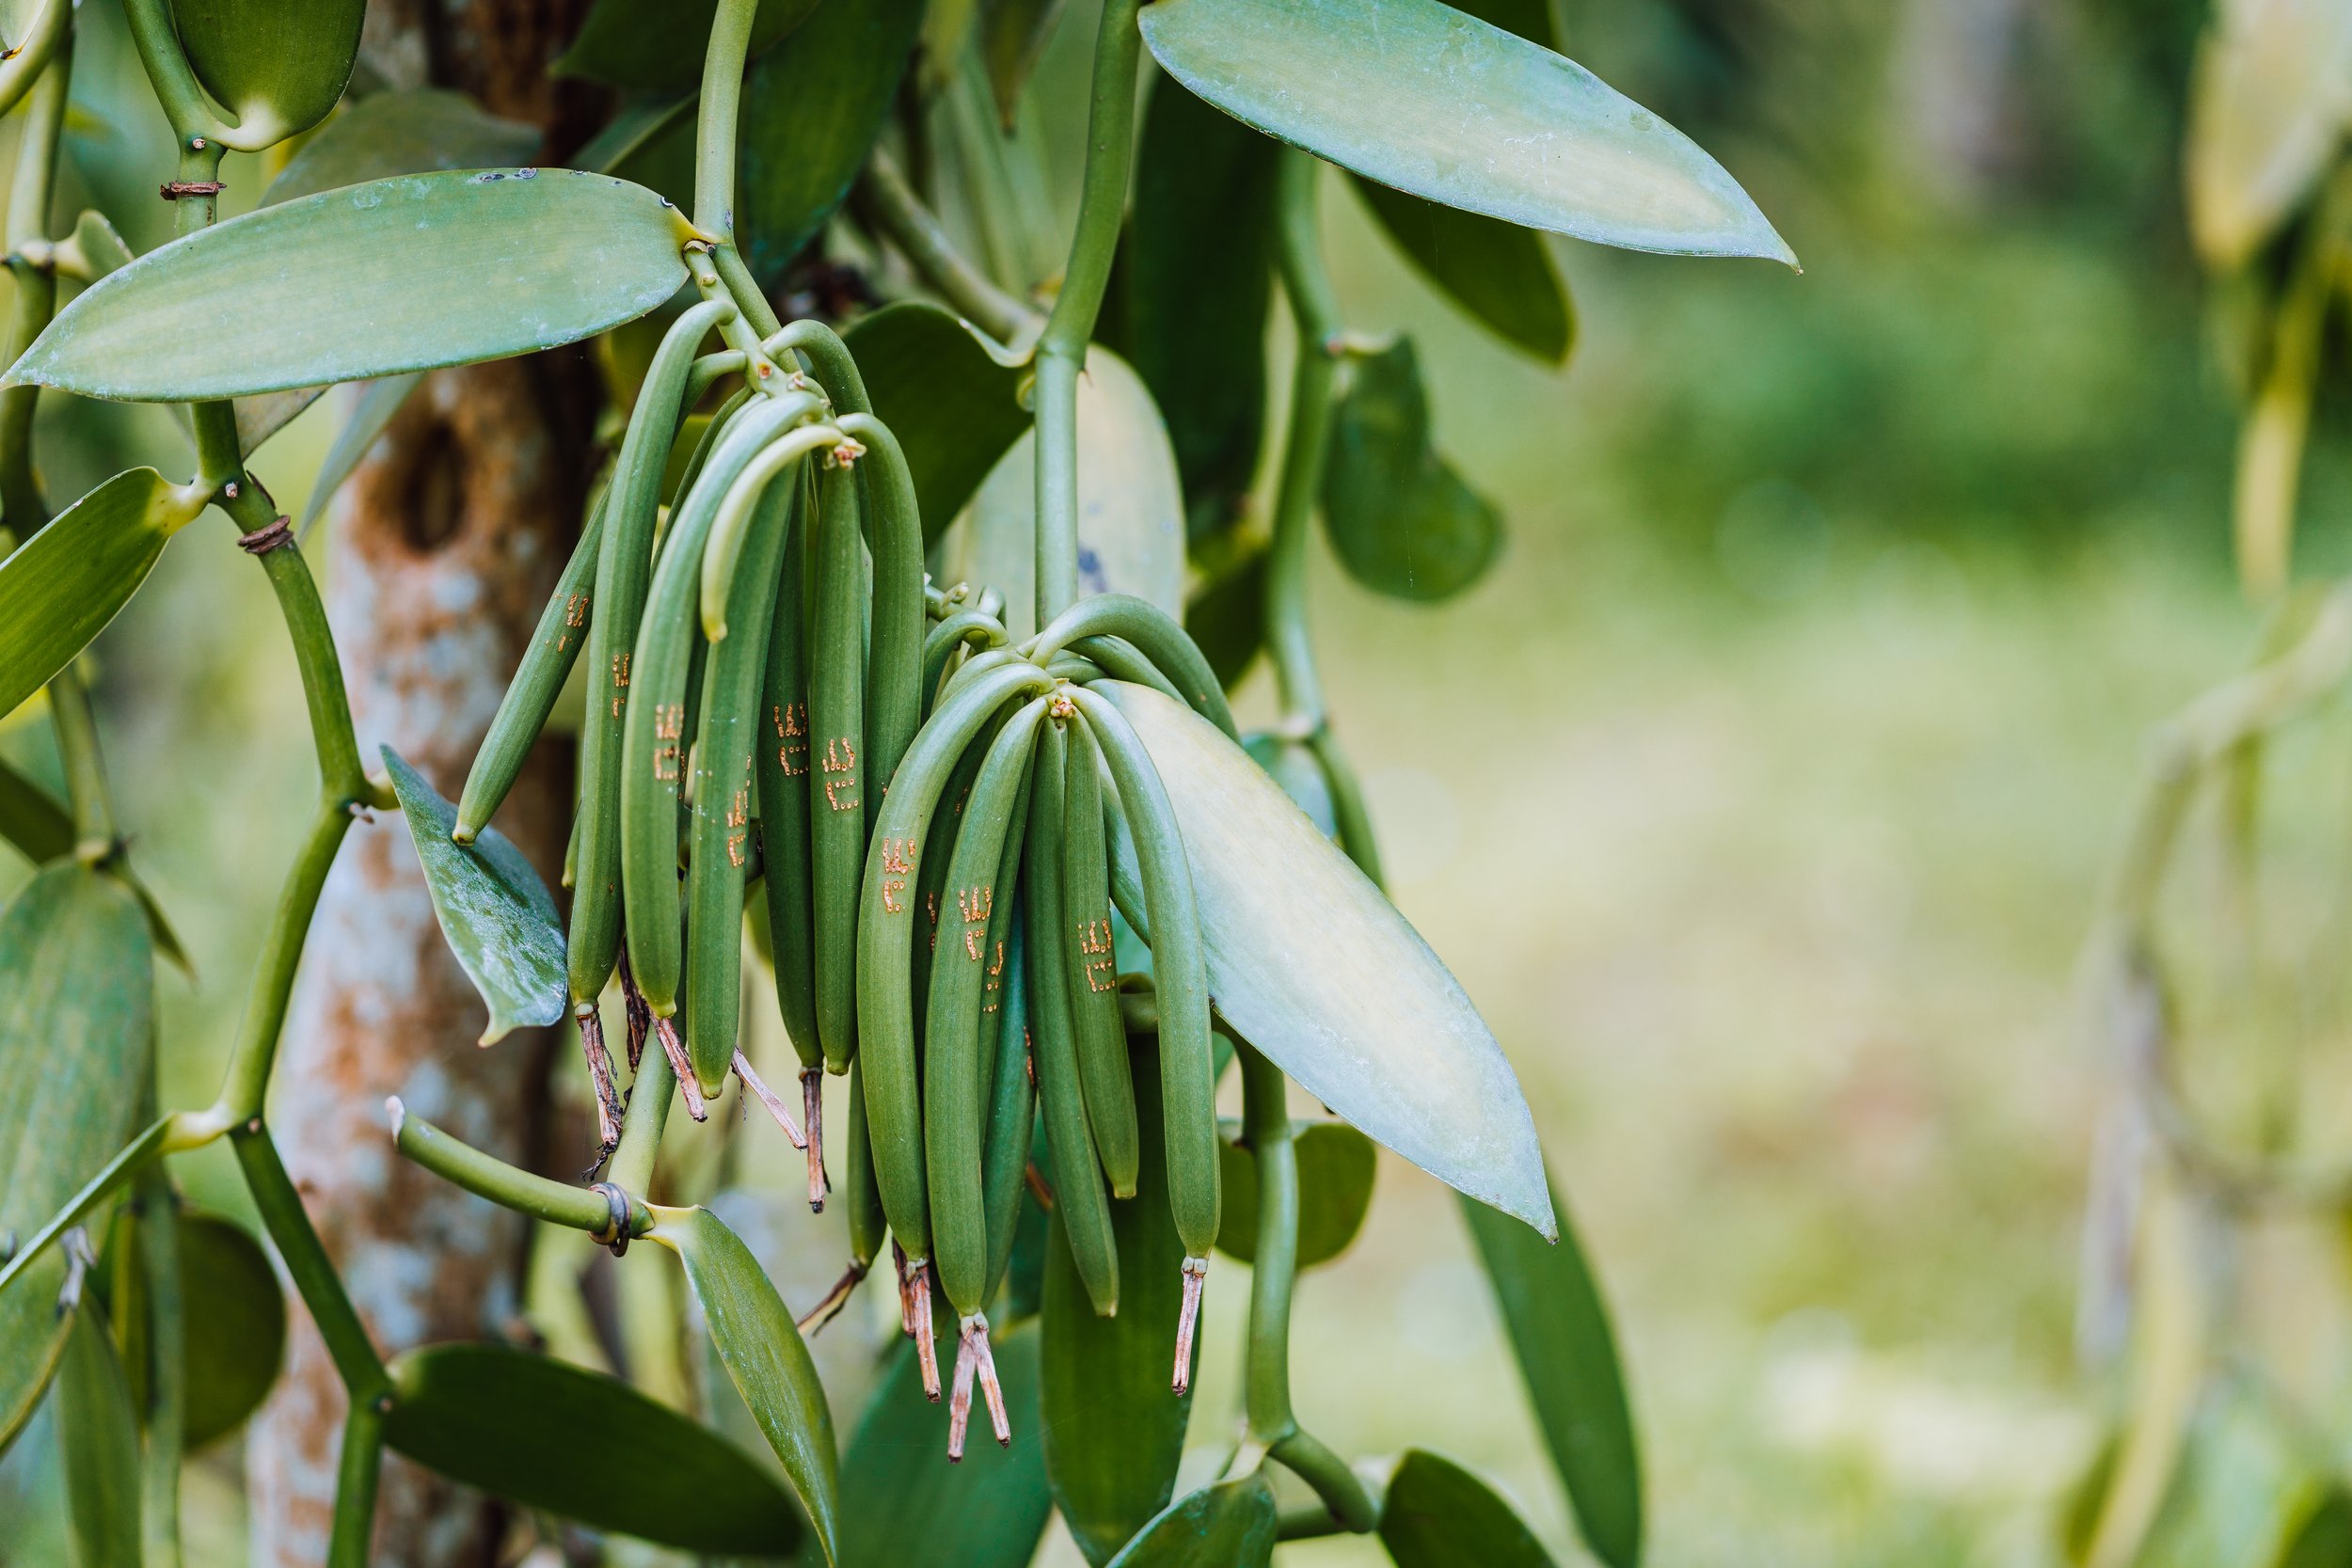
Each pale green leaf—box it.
[979,0,1066,126]
[2187,0,2352,270]
[262,88,542,207]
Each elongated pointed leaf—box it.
[2186,0,2352,270]
[172,0,365,142]
[557,0,823,91]
[1351,181,1573,363]
[299,373,426,535]
[383,1341,803,1555]
[656,1205,841,1563]
[1140,0,1793,263]
[0,470,205,722]
[1215,1118,1375,1268]
[1378,1449,1557,1567]
[383,747,565,1044]
[12,169,694,403]
[845,300,1033,543]
[1462,1182,1640,1568]
[1104,1473,1278,1568]
[1043,1032,1197,1566]
[979,0,1066,124]
[179,1212,284,1450]
[0,863,153,1451]
[263,89,543,207]
[1101,681,1554,1236]
[839,1321,1051,1568]
[0,753,71,863]
[56,1305,142,1568]
[1322,337,1502,602]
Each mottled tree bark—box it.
[244,5,601,1564]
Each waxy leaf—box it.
[180,1211,285,1449]
[262,89,543,207]
[0,863,153,1451]
[55,1306,142,1568]
[1323,337,1502,603]
[845,300,1033,543]
[0,752,71,863]
[1101,681,1555,1238]
[1214,1118,1375,1268]
[838,1320,1052,1568]
[1379,1449,1557,1567]
[1043,1033,1197,1566]
[1352,181,1574,363]
[61,210,133,281]
[655,1205,841,1563]
[1140,0,1794,263]
[557,0,822,92]
[0,469,204,733]
[980,0,1066,124]
[383,747,565,1044]
[383,1341,803,1555]
[1463,1181,1641,1568]
[299,373,427,535]
[172,0,365,143]
[2186,0,2352,270]
[11,168,694,403]
[1104,1472,1278,1568]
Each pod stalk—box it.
[575,1002,624,1169]
[731,1049,806,1148]
[948,1313,1012,1460]
[803,1068,828,1212]
[894,1241,941,1401]
[653,1018,707,1122]
[1174,1255,1209,1394]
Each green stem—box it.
[855,148,1036,346]
[391,1101,649,1238]
[694,0,761,243]
[1271,1427,1378,1533]
[0,0,70,124]
[1268,150,1341,730]
[231,1123,388,1402]
[608,1039,678,1199]
[0,258,51,530]
[715,243,783,340]
[1034,0,1144,623]
[119,0,229,149]
[213,800,353,1120]
[326,1395,384,1568]
[135,1173,185,1568]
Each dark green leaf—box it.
[180,1211,284,1450]
[656,1204,841,1563]
[738,0,925,282]
[978,0,1066,128]
[382,746,565,1044]
[1214,1118,1375,1268]
[383,1340,803,1555]
[844,300,1032,545]
[1183,542,1265,689]
[1378,1449,1556,1567]
[1241,733,1336,840]
[11,169,694,402]
[1104,1472,1278,1567]
[0,863,153,1450]
[2280,1488,2352,1568]
[299,373,426,535]
[838,1320,1052,1568]
[56,1305,142,1568]
[262,89,542,207]
[1140,0,1793,263]
[578,93,695,211]
[1322,337,1502,602]
[1350,181,1572,363]
[0,753,71,864]
[1462,1181,1641,1568]
[1042,1031,1197,1566]
[171,0,365,143]
[0,471,205,723]
[556,0,823,92]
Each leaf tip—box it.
[385,1095,405,1134]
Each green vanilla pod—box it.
[809,457,868,1073]
[911,708,1004,1048]
[1069,633,1183,706]
[759,468,828,1201]
[1027,594,1238,739]
[834,413,924,842]
[980,912,1038,1311]
[923,609,1009,718]
[1062,712,1141,1197]
[767,320,872,415]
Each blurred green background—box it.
[4,0,2338,1562]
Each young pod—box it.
[808,457,867,1072]
[1061,714,1141,1196]
[834,412,925,838]
[758,469,826,1196]
[980,911,1037,1310]
[1027,594,1239,739]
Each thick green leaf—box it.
[656,1205,841,1563]
[298,373,426,535]
[179,1211,284,1450]
[12,168,694,403]
[1101,681,1555,1237]
[1321,337,1501,602]
[1104,1472,1278,1568]
[1214,1118,1375,1268]
[384,1340,803,1555]
[978,0,1066,126]
[950,347,1185,638]
[844,300,1033,544]
[1351,181,1573,363]
[262,89,542,207]
[172,0,364,143]
[838,1320,1052,1568]
[1379,1449,1556,1567]
[1140,0,1793,263]
[2186,0,2352,271]
[1042,1032,1197,1566]
[0,470,203,736]
[1462,1181,1640,1568]
[738,0,925,281]
[556,0,823,92]
[56,1305,142,1568]
[0,863,153,1451]
[382,746,565,1044]
[0,752,71,863]
[1121,71,1279,544]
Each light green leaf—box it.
[171,0,365,143]
[2141,1375,2323,1568]
[179,1211,284,1450]
[59,210,134,282]
[838,1320,1052,1568]
[262,89,542,207]
[1351,180,1573,363]
[1462,1181,1640,1568]
[1104,1472,1278,1568]
[0,470,206,723]
[556,0,823,92]
[845,300,1033,545]
[1101,680,1554,1238]
[1378,1449,1557,1567]
[2186,0,2352,271]
[654,1204,841,1564]
[1214,1118,1375,1268]
[382,746,565,1044]
[978,0,1066,127]
[56,1305,143,1568]
[1322,337,1502,603]
[383,1340,804,1555]
[0,752,71,863]
[0,863,153,1452]
[299,373,426,536]
[1139,0,1794,264]
[11,168,695,403]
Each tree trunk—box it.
[243,6,602,1564]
